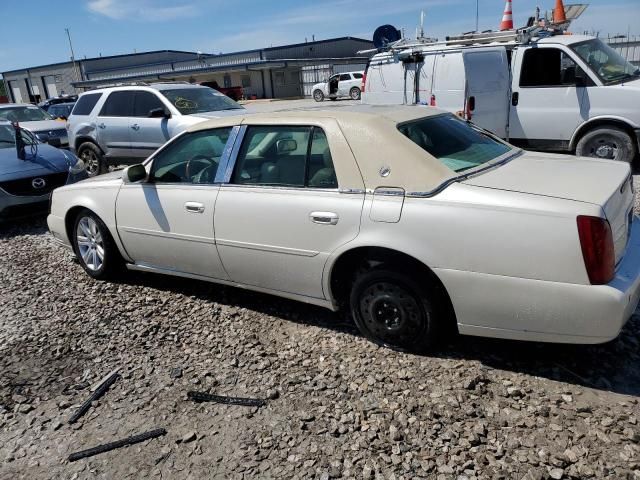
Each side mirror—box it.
[276,138,297,154]
[123,164,147,183]
[148,107,171,119]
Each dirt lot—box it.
[1,177,640,479]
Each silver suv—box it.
[67,83,245,176]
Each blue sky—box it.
[1,0,639,72]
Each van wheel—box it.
[78,142,106,177]
[350,267,442,353]
[350,87,361,100]
[313,90,324,102]
[72,209,123,280]
[576,126,637,164]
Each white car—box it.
[312,72,364,102]
[48,105,640,352]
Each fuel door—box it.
[370,187,405,223]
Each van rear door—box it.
[462,47,510,138]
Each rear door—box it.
[432,51,466,112]
[463,47,510,138]
[128,90,173,160]
[338,74,353,96]
[96,90,134,160]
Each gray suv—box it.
[67,83,245,176]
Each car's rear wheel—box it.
[350,87,361,100]
[72,209,122,280]
[313,90,324,102]
[350,268,442,353]
[575,126,637,164]
[78,142,106,177]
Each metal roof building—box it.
[2,37,374,103]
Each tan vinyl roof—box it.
[188,105,458,192]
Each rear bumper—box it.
[437,217,640,344]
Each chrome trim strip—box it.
[214,125,243,184]
[216,238,319,257]
[120,226,216,245]
[339,188,366,195]
[219,183,339,194]
[374,188,405,197]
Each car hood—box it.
[190,109,247,120]
[312,82,326,90]
[18,119,66,132]
[463,151,630,206]
[0,144,72,181]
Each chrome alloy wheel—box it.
[76,216,104,271]
[81,149,100,176]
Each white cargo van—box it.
[362,32,640,163]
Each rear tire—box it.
[77,142,106,177]
[575,126,637,164]
[72,209,122,280]
[313,90,324,102]
[350,87,361,100]
[350,267,443,353]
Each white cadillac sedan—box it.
[47,105,640,353]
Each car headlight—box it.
[64,151,86,174]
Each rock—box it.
[389,424,402,441]
[549,468,564,479]
[169,367,183,379]
[181,431,197,443]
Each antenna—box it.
[420,10,425,38]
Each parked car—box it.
[48,105,640,352]
[312,72,364,102]
[39,95,78,111]
[0,120,86,220]
[67,83,246,177]
[363,33,640,163]
[47,102,75,121]
[0,104,69,148]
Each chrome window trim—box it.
[219,183,340,194]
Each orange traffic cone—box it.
[553,0,567,23]
[500,0,514,31]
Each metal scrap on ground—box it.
[187,391,267,407]
[68,428,168,462]
[68,372,120,424]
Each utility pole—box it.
[65,28,82,86]
[476,0,479,32]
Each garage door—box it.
[43,75,58,98]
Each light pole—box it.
[65,28,82,86]
[476,0,479,32]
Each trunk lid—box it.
[463,152,634,263]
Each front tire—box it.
[350,268,442,353]
[350,87,361,100]
[77,142,106,177]
[575,126,637,164]
[72,209,122,280]
[313,90,324,102]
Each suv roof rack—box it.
[90,81,150,90]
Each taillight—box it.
[361,72,367,93]
[577,215,615,285]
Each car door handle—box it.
[98,123,106,129]
[512,92,519,106]
[310,212,339,225]
[131,124,140,131]
[185,202,205,214]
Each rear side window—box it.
[353,73,363,79]
[99,91,135,117]
[71,93,102,116]
[339,74,352,81]
[133,91,166,117]
[398,114,512,172]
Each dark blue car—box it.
[0,120,87,220]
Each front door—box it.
[214,122,365,299]
[96,90,134,160]
[116,127,232,279]
[509,46,590,148]
[128,91,173,160]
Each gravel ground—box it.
[0,180,639,480]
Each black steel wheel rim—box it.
[586,136,619,160]
[358,281,426,347]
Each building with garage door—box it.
[2,37,373,103]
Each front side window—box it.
[150,128,232,184]
[232,126,338,189]
[159,87,243,115]
[99,91,135,117]
[398,114,512,172]
[133,91,166,117]
[0,106,53,122]
[520,48,584,87]
[72,93,102,116]
[572,38,639,85]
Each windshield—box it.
[0,106,54,122]
[572,39,639,85]
[159,88,244,115]
[398,114,513,172]
[0,125,38,149]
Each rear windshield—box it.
[159,87,244,115]
[72,93,102,116]
[398,114,512,172]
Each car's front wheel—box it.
[350,268,442,353]
[313,90,325,102]
[575,126,637,164]
[77,142,106,177]
[72,209,122,280]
